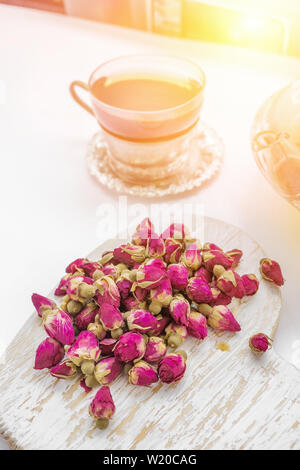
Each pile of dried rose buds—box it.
[32,219,284,429]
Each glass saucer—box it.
[86,121,223,197]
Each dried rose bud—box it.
[126,309,158,334]
[75,302,99,331]
[161,223,191,242]
[202,242,223,252]
[128,361,159,386]
[32,293,56,318]
[55,274,72,296]
[87,319,106,340]
[50,359,77,379]
[34,337,64,370]
[135,258,167,289]
[216,270,245,298]
[249,333,272,353]
[242,274,259,296]
[99,338,117,356]
[169,294,190,325]
[66,275,95,303]
[181,242,202,271]
[164,238,183,264]
[202,250,233,272]
[43,308,75,345]
[158,352,186,384]
[187,311,207,340]
[94,276,120,308]
[67,330,100,366]
[116,271,133,300]
[260,258,284,286]
[149,278,173,314]
[113,243,146,267]
[194,266,212,283]
[65,258,86,273]
[186,277,213,304]
[149,313,170,336]
[226,249,243,268]
[89,386,115,429]
[145,236,166,258]
[132,218,156,245]
[144,336,167,363]
[99,303,124,331]
[165,322,188,348]
[94,357,122,385]
[114,332,146,363]
[208,305,241,332]
[167,263,189,290]
[208,285,232,306]
[121,294,146,312]
[66,299,83,316]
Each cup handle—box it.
[69,81,94,116]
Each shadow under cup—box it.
[70,55,206,185]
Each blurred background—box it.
[1,0,300,57]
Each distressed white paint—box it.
[1,217,299,450]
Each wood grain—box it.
[1,217,299,450]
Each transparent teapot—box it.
[252,81,300,210]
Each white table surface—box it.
[1,4,300,450]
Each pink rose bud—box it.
[216,270,245,298]
[186,277,213,303]
[82,261,103,278]
[260,258,284,286]
[144,336,167,363]
[94,276,120,308]
[128,361,159,386]
[99,338,118,356]
[158,353,186,384]
[187,311,207,340]
[75,302,99,331]
[66,275,95,302]
[50,359,77,379]
[114,332,146,363]
[169,295,190,325]
[194,266,213,283]
[67,330,100,366]
[202,250,233,272]
[145,236,166,258]
[149,313,170,336]
[100,263,116,278]
[87,318,107,341]
[208,305,241,332]
[149,278,173,314]
[242,274,259,296]
[32,293,56,318]
[94,357,122,385]
[89,386,115,427]
[99,303,124,331]
[132,218,156,246]
[202,242,223,252]
[65,258,86,273]
[161,223,191,241]
[55,274,71,296]
[164,238,183,264]
[135,258,167,289]
[209,287,232,306]
[126,309,158,334]
[43,309,75,345]
[249,333,272,353]
[121,295,146,312]
[165,322,188,348]
[167,263,189,290]
[181,242,202,271]
[226,249,243,268]
[116,271,133,299]
[34,337,65,370]
[113,243,146,267]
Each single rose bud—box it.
[116,270,133,300]
[186,277,213,304]
[149,313,170,336]
[99,303,124,331]
[164,238,183,264]
[128,360,159,386]
[202,250,233,272]
[34,337,65,370]
[50,359,77,379]
[149,278,173,314]
[144,336,167,363]
[94,276,120,308]
[66,299,83,316]
[226,249,243,268]
[99,338,118,356]
[161,223,191,242]
[209,286,232,307]
[260,258,284,286]
[208,305,241,332]
[67,330,100,366]
[202,242,223,252]
[194,266,213,283]
[75,302,99,330]
[187,311,207,340]
[65,258,86,273]
[114,332,146,363]
[94,357,122,385]
[126,309,158,334]
[242,274,259,296]
[89,386,115,429]
[121,294,146,312]
[216,270,245,299]
[132,218,156,246]
[249,333,272,353]
[66,275,95,303]
[55,274,72,296]
[135,258,167,289]
[181,242,202,271]
[158,352,186,384]
[43,308,75,345]
[113,243,146,267]
[165,322,188,348]
[169,294,190,325]
[32,293,56,318]
[87,318,107,340]
[167,263,189,290]
[145,235,166,258]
